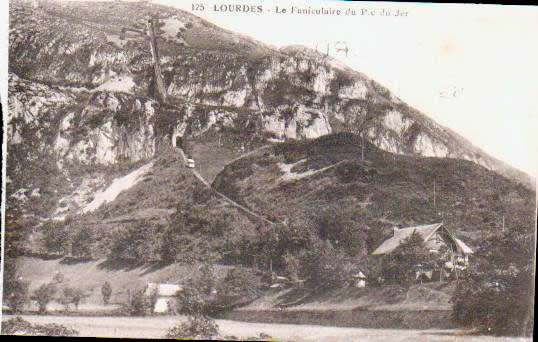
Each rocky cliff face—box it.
[8,0,533,188]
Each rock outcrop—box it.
[7,0,533,188]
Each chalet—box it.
[372,223,473,281]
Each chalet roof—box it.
[372,223,443,255]
[453,237,474,254]
[372,222,473,255]
[145,283,183,297]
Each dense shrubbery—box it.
[124,288,154,316]
[168,266,273,340]
[377,230,430,285]
[3,213,32,314]
[215,267,263,308]
[59,287,84,312]
[32,283,57,314]
[452,228,534,336]
[2,317,79,336]
[3,262,30,314]
[168,274,221,340]
[165,315,220,340]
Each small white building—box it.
[144,283,183,314]
[351,271,367,288]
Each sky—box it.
[2,0,537,177]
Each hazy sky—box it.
[2,0,537,177]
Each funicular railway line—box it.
[176,147,276,226]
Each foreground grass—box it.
[2,315,532,342]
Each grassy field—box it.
[16,256,234,309]
[2,315,531,342]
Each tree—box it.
[344,94,386,161]
[217,267,263,307]
[148,287,159,316]
[2,317,79,336]
[452,227,534,336]
[126,289,152,316]
[42,223,70,255]
[71,289,83,311]
[198,263,216,296]
[283,252,301,282]
[382,230,428,285]
[165,315,219,340]
[312,206,365,256]
[176,286,210,317]
[101,281,112,305]
[3,214,31,313]
[60,287,83,312]
[297,238,352,290]
[33,283,57,314]
[71,228,94,259]
[170,284,220,339]
[108,221,160,261]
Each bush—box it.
[125,289,152,316]
[53,272,65,284]
[165,315,219,340]
[452,228,534,336]
[302,246,351,290]
[380,230,431,285]
[33,283,57,314]
[59,287,84,312]
[216,267,262,308]
[101,281,112,305]
[2,317,79,336]
[177,286,210,317]
[71,228,94,259]
[3,260,30,314]
[41,224,70,255]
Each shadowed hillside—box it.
[214,132,535,255]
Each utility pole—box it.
[502,215,505,232]
[121,17,168,104]
[361,135,364,161]
[433,180,436,208]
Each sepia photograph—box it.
[1,0,536,340]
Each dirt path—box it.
[2,315,531,342]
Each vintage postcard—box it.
[1,0,536,340]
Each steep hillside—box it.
[8,0,533,191]
[5,0,535,318]
[214,132,535,255]
[27,147,260,261]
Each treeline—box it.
[38,201,380,290]
[452,226,534,336]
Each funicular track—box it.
[176,147,276,226]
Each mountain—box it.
[5,0,536,314]
[8,0,533,192]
